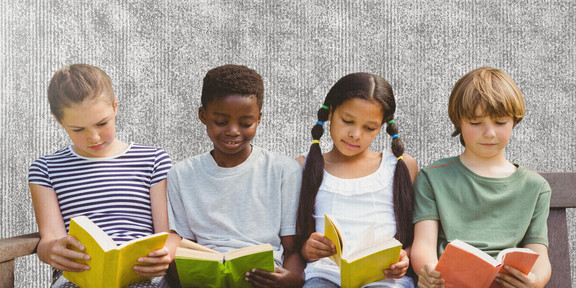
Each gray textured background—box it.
[1,1,574,286]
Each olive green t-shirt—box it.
[413,156,551,258]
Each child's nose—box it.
[348,126,361,139]
[225,125,240,136]
[87,130,100,141]
[483,124,496,138]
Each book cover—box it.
[435,239,539,288]
[324,214,402,288]
[175,239,275,288]
[63,216,169,288]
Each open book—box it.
[324,214,402,288]
[63,216,169,288]
[435,239,539,288]
[174,238,275,288]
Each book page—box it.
[225,243,273,260]
[345,223,399,262]
[179,238,220,253]
[449,239,498,267]
[118,232,168,249]
[347,236,401,262]
[176,247,224,262]
[70,216,117,252]
[497,248,539,275]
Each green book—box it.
[174,239,275,288]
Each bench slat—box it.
[0,232,40,263]
[540,173,576,208]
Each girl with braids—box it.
[296,73,418,288]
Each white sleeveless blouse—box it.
[304,149,398,284]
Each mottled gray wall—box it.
[1,1,574,286]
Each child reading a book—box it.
[411,67,552,288]
[166,64,305,287]
[295,72,419,287]
[28,64,180,288]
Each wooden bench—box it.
[0,172,574,287]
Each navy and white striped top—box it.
[28,143,172,245]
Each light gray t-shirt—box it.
[167,146,302,266]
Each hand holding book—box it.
[324,214,403,288]
[64,216,169,288]
[435,239,539,288]
[384,248,410,279]
[301,232,337,262]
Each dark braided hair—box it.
[295,73,414,248]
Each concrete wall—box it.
[1,1,574,286]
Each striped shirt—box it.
[28,143,172,245]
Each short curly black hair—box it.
[201,64,264,110]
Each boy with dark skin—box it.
[167,64,305,287]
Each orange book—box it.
[435,239,539,288]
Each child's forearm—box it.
[412,220,439,274]
[410,246,438,275]
[165,232,182,260]
[283,250,306,277]
[524,244,551,287]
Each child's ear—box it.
[258,111,262,124]
[198,107,207,125]
[113,94,119,114]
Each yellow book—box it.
[63,216,169,288]
[324,214,402,288]
[175,238,275,288]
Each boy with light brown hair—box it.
[412,67,551,288]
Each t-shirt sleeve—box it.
[279,159,302,237]
[521,179,551,247]
[166,167,194,240]
[413,169,440,223]
[151,148,172,186]
[28,157,53,189]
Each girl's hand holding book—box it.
[301,232,336,262]
[133,247,172,277]
[384,249,409,279]
[45,235,90,272]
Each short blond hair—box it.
[48,64,115,121]
[448,67,525,143]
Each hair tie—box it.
[397,156,403,161]
[321,105,329,110]
[388,120,395,125]
[391,134,399,139]
[317,121,324,126]
[312,140,320,144]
